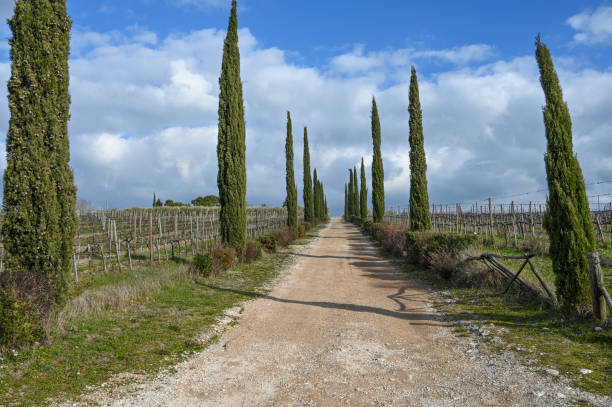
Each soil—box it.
[65,219,611,406]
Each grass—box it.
[0,224,326,406]
[401,263,612,396]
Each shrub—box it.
[297,224,306,238]
[259,234,277,253]
[405,232,478,267]
[192,253,213,277]
[368,223,387,242]
[381,224,409,256]
[272,228,298,247]
[245,240,262,263]
[0,290,44,351]
[301,222,312,232]
[429,251,456,280]
[212,246,236,271]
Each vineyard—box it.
[384,200,612,247]
[0,207,298,280]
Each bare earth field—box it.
[72,218,610,407]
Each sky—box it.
[0,0,611,215]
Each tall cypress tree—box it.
[344,184,348,219]
[347,169,354,217]
[408,66,431,231]
[217,0,247,255]
[2,0,77,300]
[360,158,368,222]
[285,112,298,230]
[153,192,157,207]
[353,166,360,218]
[303,126,314,223]
[371,97,385,222]
[313,169,320,222]
[536,36,595,314]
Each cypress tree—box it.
[285,112,298,230]
[536,36,595,314]
[344,184,348,219]
[217,0,247,255]
[303,126,314,223]
[371,97,385,222]
[360,158,368,222]
[353,166,360,219]
[153,192,157,207]
[313,169,320,222]
[2,0,77,300]
[408,66,431,231]
[349,168,353,217]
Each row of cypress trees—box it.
[284,114,329,228]
[345,68,430,229]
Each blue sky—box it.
[0,0,611,214]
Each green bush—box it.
[0,290,44,351]
[381,224,409,256]
[259,234,277,253]
[192,253,213,277]
[405,232,478,266]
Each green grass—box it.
[401,264,612,396]
[0,235,313,406]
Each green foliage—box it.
[347,169,354,217]
[360,158,368,222]
[153,193,157,207]
[408,66,431,232]
[535,36,595,315]
[164,200,189,207]
[192,253,213,277]
[353,166,360,219]
[191,195,220,207]
[2,0,77,302]
[217,0,247,255]
[258,234,278,253]
[303,127,314,223]
[344,183,348,219]
[0,291,44,351]
[285,112,298,230]
[371,97,385,223]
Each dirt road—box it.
[103,219,608,406]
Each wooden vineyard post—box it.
[587,252,611,320]
[488,198,495,245]
[511,201,518,248]
[456,204,460,233]
[149,211,153,265]
[133,213,137,249]
[432,204,436,232]
[529,201,535,239]
[114,220,122,272]
[73,252,79,282]
[126,239,133,270]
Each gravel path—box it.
[75,219,610,406]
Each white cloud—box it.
[330,44,494,75]
[567,6,612,44]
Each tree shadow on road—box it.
[201,284,446,326]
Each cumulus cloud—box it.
[330,44,495,75]
[567,6,612,44]
[0,20,610,213]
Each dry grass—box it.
[46,266,192,333]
